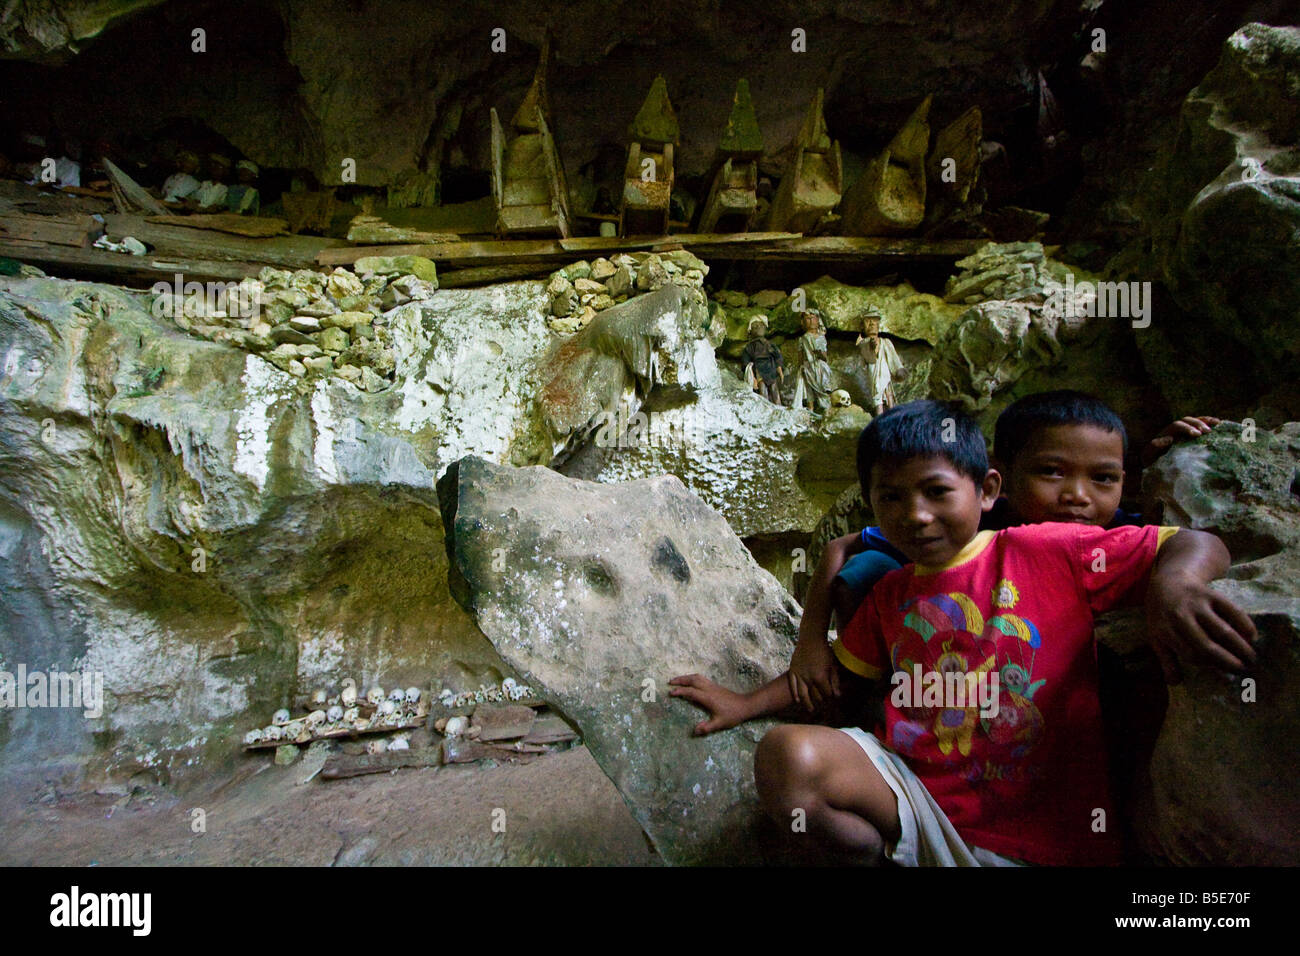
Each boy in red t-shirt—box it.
[677,401,1256,865]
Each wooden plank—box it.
[316,232,981,269]
[0,239,258,285]
[470,703,536,742]
[104,213,346,269]
[437,263,553,287]
[320,750,441,779]
[0,213,95,248]
[143,213,289,238]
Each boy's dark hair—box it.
[857,400,989,495]
[993,390,1128,467]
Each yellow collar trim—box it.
[914,530,997,576]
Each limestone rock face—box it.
[1139,24,1300,417]
[1137,423,1300,865]
[0,275,559,780]
[438,456,800,865]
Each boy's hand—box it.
[1144,416,1221,465]
[668,675,754,736]
[788,636,840,712]
[1145,569,1257,684]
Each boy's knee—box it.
[755,725,827,811]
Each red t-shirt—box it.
[834,522,1178,865]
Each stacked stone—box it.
[156,255,438,394]
[546,250,708,334]
[943,241,1071,304]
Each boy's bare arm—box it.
[1145,528,1257,684]
[788,531,868,710]
[670,664,875,736]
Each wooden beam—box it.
[317,232,981,268]
[0,239,260,286]
[103,213,346,270]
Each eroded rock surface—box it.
[439,456,800,865]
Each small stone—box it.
[354,255,438,284]
[546,275,573,297]
[273,288,310,310]
[335,294,373,313]
[636,255,669,292]
[270,325,313,346]
[297,298,338,318]
[320,311,372,330]
[335,364,363,383]
[289,316,321,332]
[287,359,307,377]
[551,287,579,317]
[719,290,748,308]
[574,277,606,294]
[560,260,592,282]
[591,294,615,310]
[274,744,299,766]
[351,324,375,341]
[606,263,634,298]
[269,343,301,361]
[326,268,364,300]
[314,327,349,352]
[294,344,324,358]
[750,289,786,309]
[590,258,616,280]
[360,367,388,392]
[303,355,334,373]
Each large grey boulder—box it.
[1133,422,1300,865]
[438,456,801,864]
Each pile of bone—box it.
[242,682,428,748]
[153,257,438,393]
[546,249,708,334]
[437,677,533,712]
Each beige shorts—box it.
[839,727,1027,867]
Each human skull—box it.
[501,678,516,695]
[444,716,468,737]
[310,688,327,707]
[295,724,313,743]
[831,389,852,408]
[388,688,405,703]
[244,729,263,745]
[388,735,410,752]
[438,688,455,706]
[380,699,396,716]
[305,709,326,729]
[366,687,384,706]
[264,725,283,742]
[340,679,358,706]
[273,708,291,725]
[327,704,344,722]
[404,687,421,706]
[366,738,388,755]
[284,721,305,740]
[343,707,359,723]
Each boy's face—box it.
[1000,424,1125,526]
[870,456,1001,567]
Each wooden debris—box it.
[522,714,579,745]
[0,212,96,248]
[841,96,932,237]
[102,158,168,216]
[282,189,337,234]
[320,749,442,780]
[143,213,289,238]
[925,106,983,225]
[765,88,842,233]
[104,213,346,269]
[440,736,540,765]
[470,703,536,742]
[346,214,459,245]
